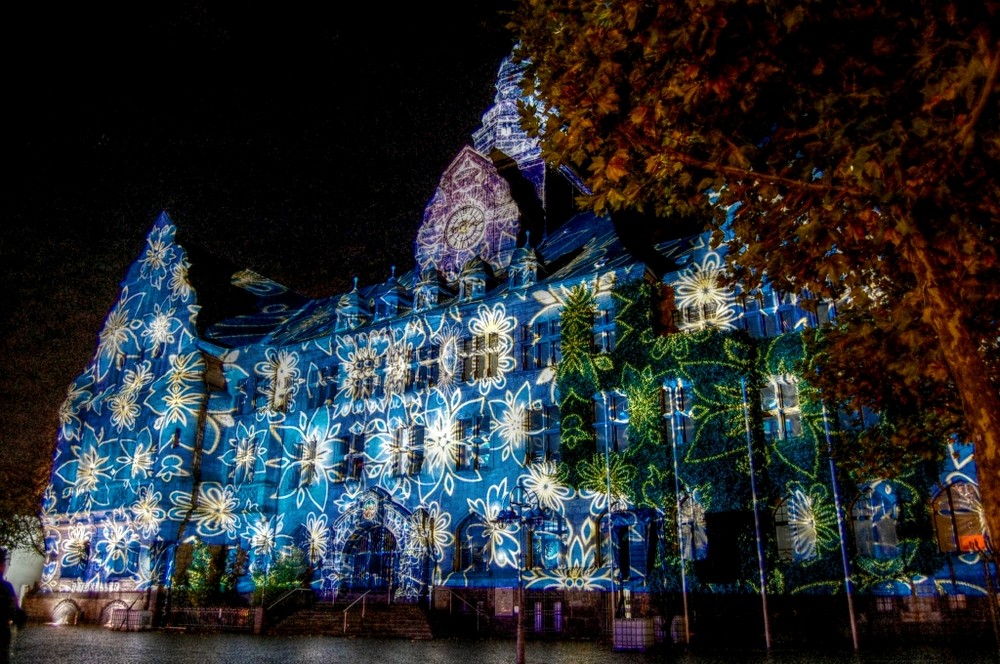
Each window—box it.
[932,481,987,553]
[345,432,365,481]
[349,352,380,401]
[525,405,560,464]
[529,516,567,571]
[597,512,635,578]
[740,292,768,338]
[414,344,440,391]
[851,485,900,559]
[296,436,320,488]
[593,307,616,353]
[597,392,629,454]
[235,376,259,414]
[231,435,258,483]
[456,514,490,572]
[774,492,822,563]
[463,334,500,382]
[522,319,561,370]
[678,494,708,561]
[773,500,795,562]
[390,426,424,478]
[661,380,695,447]
[311,365,338,408]
[453,415,490,472]
[760,375,801,441]
[875,596,896,613]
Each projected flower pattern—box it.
[41,201,988,605]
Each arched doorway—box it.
[345,526,398,593]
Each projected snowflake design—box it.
[339,337,382,402]
[116,431,156,481]
[521,461,571,514]
[673,252,739,331]
[786,484,839,561]
[96,511,139,575]
[276,408,344,510]
[61,523,93,572]
[138,224,176,288]
[467,303,517,394]
[303,512,330,565]
[168,260,193,302]
[410,502,453,562]
[130,486,165,538]
[256,348,301,413]
[58,378,92,443]
[169,482,241,538]
[244,514,286,559]
[222,423,267,483]
[95,292,141,376]
[490,381,539,465]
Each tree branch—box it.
[957,40,1000,149]
[662,147,868,199]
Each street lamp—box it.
[493,477,548,664]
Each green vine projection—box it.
[557,285,601,485]
[652,328,757,510]
[554,278,954,596]
[577,452,635,505]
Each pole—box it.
[512,478,528,664]
[600,391,617,624]
[516,520,525,664]
[823,403,859,650]
[741,376,771,650]
[667,382,691,644]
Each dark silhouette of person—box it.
[0,549,25,664]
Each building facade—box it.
[35,56,994,646]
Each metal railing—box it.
[342,590,371,634]
[442,588,482,633]
[169,606,257,632]
[266,587,314,613]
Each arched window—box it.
[774,491,824,563]
[455,514,489,572]
[851,483,900,559]
[932,481,988,553]
[529,515,568,571]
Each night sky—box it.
[4,3,517,488]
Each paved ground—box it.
[9,624,996,664]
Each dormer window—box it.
[336,277,368,331]
[458,257,488,302]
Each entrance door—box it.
[345,526,397,593]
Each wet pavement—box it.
[9,624,997,664]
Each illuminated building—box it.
[33,55,993,647]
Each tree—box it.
[510,1,999,543]
[0,448,47,554]
[251,547,310,607]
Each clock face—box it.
[445,205,486,251]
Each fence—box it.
[167,606,261,632]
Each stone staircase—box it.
[267,599,433,639]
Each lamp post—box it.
[493,477,547,664]
[664,380,691,645]
[740,376,771,651]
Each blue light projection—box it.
[38,55,990,630]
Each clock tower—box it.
[414,145,520,285]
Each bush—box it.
[251,547,310,607]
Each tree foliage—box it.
[0,447,47,553]
[251,547,310,607]
[511,0,999,546]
